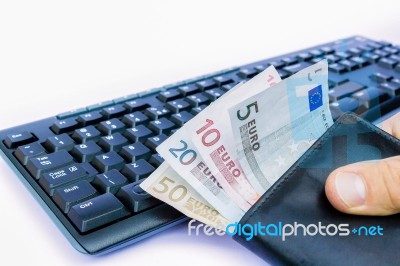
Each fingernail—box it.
[335,172,366,207]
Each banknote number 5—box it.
[169,140,197,165]
[153,177,187,202]
[237,101,258,120]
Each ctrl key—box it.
[68,193,130,233]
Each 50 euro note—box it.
[228,60,333,189]
[188,65,281,198]
[140,162,230,229]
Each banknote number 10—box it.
[237,101,258,120]
[169,140,197,165]
[196,119,220,147]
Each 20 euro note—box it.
[140,162,230,229]
[228,60,333,189]
[188,65,281,198]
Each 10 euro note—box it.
[228,60,333,189]
[140,162,230,229]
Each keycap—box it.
[196,79,217,90]
[124,125,153,142]
[339,59,358,71]
[369,72,392,83]
[204,88,225,101]
[87,101,113,111]
[148,118,176,135]
[51,118,79,134]
[4,131,35,149]
[145,134,168,152]
[98,118,125,135]
[347,48,362,56]
[281,57,297,65]
[254,64,269,72]
[389,54,400,63]
[213,75,233,86]
[362,52,380,63]
[383,46,398,54]
[350,56,369,67]
[190,105,207,115]
[374,50,389,57]
[329,81,365,102]
[77,111,103,126]
[121,159,155,182]
[335,52,351,59]
[165,99,191,113]
[177,84,200,96]
[277,69,289,79]
[378,58,397,69]
[26,150,74,179]
[358,45,374,52]
[117,180,160,213]
[396,64,400,73]
[98,133,129,152]
[328,77,348,88]
[366,42,383,49]
[144,106,171,120]
[113,93,138,104]
[72,126,101,143]
[68,193,129,232]
[92,169,129,194]
[100,104,126,119]
[119,143,151,162]
[352,87,390,108]
[238,68,257,79]
[282,62,311,75]
[221,83,237,92]
[149,153,164,167]
[53,180,98,213]
[186,93,210,107]
[91,151,125,173]
[329,97,363,114]
[39,163,88,195]
[324,54,340,64]
[57,108,87,120]
[15,142,46,165]
[296,52,313,61]
[170,111,194,126]
[123,99,150,112]
[309,49,323,57]
[70,141,103,163]
[43,133,75,152]
[157,89,181,102]
[121,112,149,127]
[379,82,400,97]
[320,46,334,54]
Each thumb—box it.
[325,156,400,215]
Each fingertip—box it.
[325,170,351,214]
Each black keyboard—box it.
[1,36,400,255]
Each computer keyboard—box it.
[1,36,400,255]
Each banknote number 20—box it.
[237,101,258,120]
[169,140,197,165]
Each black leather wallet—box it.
[232,113,400,265]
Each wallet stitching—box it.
[240,113,400,224]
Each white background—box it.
[0,1,399,265]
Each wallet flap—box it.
[232,113,400,266]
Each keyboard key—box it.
[366,42,383,49]
[204,88,225,101]
[92,169,129,194]
[148,118,176,135]
[254,64,269,72]
[15,142,46,165]
[369,72,392,83]
[51,118,78,134]
[77,111,103,126]
[149,153,164,167]
[362,52,380,63]
[72,126,101,143]
[350,56,369,68]
[309,49,323,57]
[352,87,390,108]
[117,180,160,213]
[389,54,400,63]
[165,99,191,113]
[324,54,340,64]
[378,58,397,69]
[328,77,348,88]
[70,141,103,163]
[329,81,365,102]
[320,46,334,54]
[338,59,358,71]
[121,159,155,182]
[330,97,364,115]
[190,105,208,115]
[335,52,351,59]
[92,151,125,173]
[145,134,168,152]
[196,79,217,90]
[27,150,74,179]
[100,105,126,119]
[157,89,181,102]
[4,131,35,149]
[383,46,398,54]
[98,118,125,135]
[221,83,237,92]
[98,133,129,152]
[238,68,257,79]
[121,112,149,127]
[396,64,400,73]
[347,48,362,56]
[144,106,171,120]
[177,84,200,96]
[68,193,129,233]
[379,82,400,97]
[87,101,113,111]
[186,93,210,107]
[39,163,88,195]
[123,99,150,112]
[269,60,284,69]
[120,142,151,162]
[281,57,298,65]
[213,75,233,86]
[374,50,389,58]
[170,111,194,126]
[124,125,153,142]
[53,180,98,213]
[358,45,374,52]
[282,62,311,75]
[43,133,75,152]
[296,52,313,61]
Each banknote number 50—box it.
[169,140,197,165]
[153,176,187,202]
[237,101,258,120]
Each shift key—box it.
[68,193,130,232]
[27,150,74,179]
